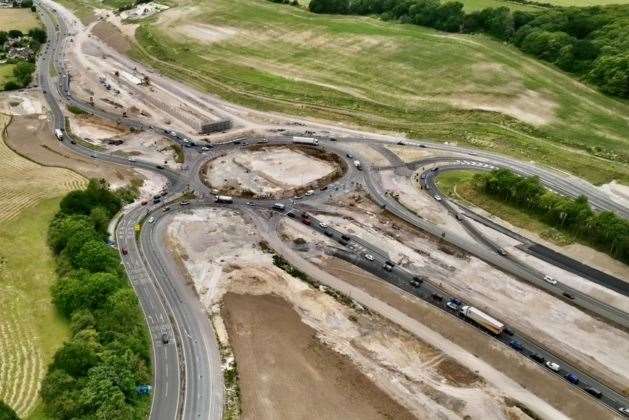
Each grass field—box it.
[0,114,85,417]
[127,0,629,185]
[0,9,41,32]
[458,0,540,11]
[0,64,16,88]
[437,170,574,245]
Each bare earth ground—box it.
[314,194,629,395]
[167,208,577,419]
[5,114,137,188]
[222,293,416,420]
[204,146,340,198]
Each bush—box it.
[0,401,19,420]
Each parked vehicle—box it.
[459,305,504,335]
[544,275,557,285]
[318,222,328,228]
[497,248,507,256]
[287,211,296,218]
[618,407,629,416]
[272,203,285,211]
[431,293,443,301]
[503,327,514,336]
[148,216,155,223]
[341,234,350,241]
[563,292,575,299]
[302,219,311,226]
[446,298,462,311]
[409,280,421,288]
[364,254,374,261]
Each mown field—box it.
[0,114,85,418]
[0,9,41,32]
[128,0,628,185]
[436,170,574,245]
[0,65,16,87]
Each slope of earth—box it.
[222,293,416,420]
[0,114,86,418]
[124,0,629,185]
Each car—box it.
[287,211,296,218]
[156,165,165,169]
[148,216,155,223]
[152,198,161,204]
[233,140,241,145]
[330,137,337,141]
[121,247,128,255]
[246,201,254,206]
[419,144,426,148]
[184,143,192,148]
[446,300,459,310]
[431,293,443,301]
[338,239,349,246]
[90,154,96,158]
[341,234,350,241]
[162,207,170,212]
[409,280,421,288]
[397,141,405,145]
[565,373,579,384]
[323,230,333,237]
[545,361,560,372]
[161,333,169,344]
[420,174,426,179]
[319,222,328,228]
[509,340,524,351]
[70,140,76,144]
[431,167,439,171]
[302,219,311,226]
[180,201,190,206]
[141,200,148,205]
[364,254,374,261]
[346,153,353,159]
[530,353,545,363]
[497,248,507,256]
[433,195,442,201]
[301,213,310,219]
[585,387,602,399]
[543,275,557,285]
[128,157,136,162]
[383,264,392,272]
[618,407,629,416]
[305,190,314,196]
[563,292,575,299]
[503,327,514,336]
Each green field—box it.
[0,9,41,32]
[0,199,71,419]
[458,0,540,11]
[542,0,629,5]
[437,170,574,245]
[0,64,16,87]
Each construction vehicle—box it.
[459,305,504,335]
[353,160,362,170]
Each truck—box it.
[215,195,234,204]
[272,203,285,211]
[459,305,504,335]
[54,129,64,141]
[293,136,319,146]
[353,160,362,170]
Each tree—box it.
[52,338,100,377]
[28,27,47,44]
[48,214,96,254]
[0,401,19,420]
[587,53,629,97]
[72,240,120,273]
[40,369,81,419]
[7,30,22,39]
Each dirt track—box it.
[221,292,416,420]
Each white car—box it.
[434,195,442,201]
[128,157,136,162]
[319,222,328,228]
[545,361,560,372]
[148,216,155,223]
[305,190,314,196]
[543,275,557,285]
[364,254,374,261]
[618,407,629,416]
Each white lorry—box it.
[54,129,64,141]
[459,305,504,335]
[215,195,234,204]
[293,136,319,146]
[353,160,362,170]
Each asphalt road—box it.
[33,1,629,417]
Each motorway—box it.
[34,0,629,418]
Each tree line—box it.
[41,179,151,419]
[473,169,629,263]
[308,0,629,98]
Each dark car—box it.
[156,164,165,169]
[180,201,190,206]
[503,327,514,336]
[287,211,296,218]
[338,239,349,246]
[431,293,443,302]
[563,292,575,300]
[585,388,603,398]
[497,248,507,256]
[530,353,545,363]
[419,144,427,148]
[509,340,524,351]
[153,198,161,204]
[410,280,421,288]
[565,373,579,384]
[346,153,353,159]
[341,234,350,241]
[121,247,128,255]
[301,213,310,219]
[383,264,393,272]
[324,230,333,237]
[161,333,169,344]
[329,137,337,141]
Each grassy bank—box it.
[0,199,71,418]
[436,170,574,245]
[127,0,629,185]
[0,65,16,88]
